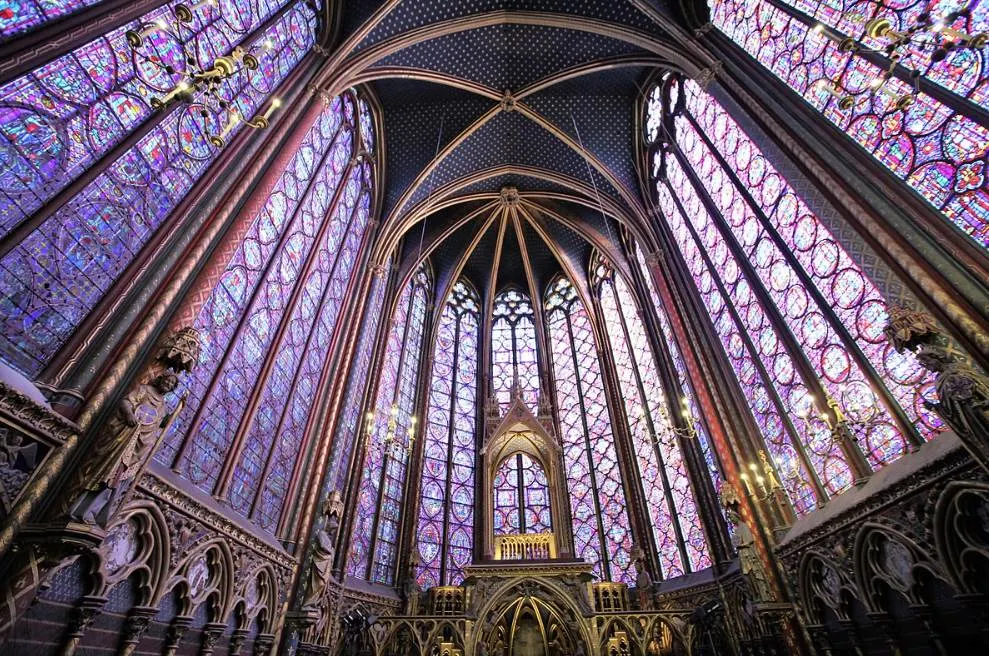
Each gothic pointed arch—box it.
[479,395,569,561]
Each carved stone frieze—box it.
[777,428,989,640]
[136,473,296,572]
[0,381,78,444]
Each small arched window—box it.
[493,451,552,535]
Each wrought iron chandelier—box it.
[126,0,283,148]
[365,405,418,458]
[811,6,987,110]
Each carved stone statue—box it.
[303,492,343,607]
[917,343,989,465]
[402,554,422,616]
[632,547,653,610]
[919,345,989,424]
[727,507,773,603]
[883,305,989,471]
[56,327,200,526]
[68,372,179,525]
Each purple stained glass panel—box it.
[712,0,989,252]
[415,280,478,588]
[347,278,412,580]
[155,98,346,470]
[546,277,633,584]
[680,80,940,449]
[327,265,388,496]
[781,0,988,107]
[493,450,551,536]
[0,0,298,238]
[348,265,430,585]
[0,1,317,377]
[597,267,711,576]
[491,289,540,414]
[171,127,353,492]
[245,182,373,531]
[633,245,726,504]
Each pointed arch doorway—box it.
[471,579,592,656]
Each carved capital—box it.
[693,22,716,37]
[164,616,193,652]
[694,62,723,90]
[229,628,250,655]
[120,606,157,654]
[200,622,228,654]
[66,595,107,640]
[254,634,276,656]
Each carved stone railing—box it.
[592,582,630,613]
[0,376,78,526]
[775,430,989,652]
[493,532,556,560]
[428,586,465,616]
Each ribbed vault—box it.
[315,1,718,292]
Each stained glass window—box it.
[241,171,375,532]
[151,91,375,535]
[491,288,540,413]
[632,244,732,545]
[0,0,317,377]
[493,448,551,535]
[646,74,939,514]
[545,277,634,584]
[415,280,479,588]
[326,267,389,495]
[348,264,431,585]
[711,0,989,251]
[1,0,106,40]
[594,257,712,578]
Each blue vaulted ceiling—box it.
[327,0,689,295]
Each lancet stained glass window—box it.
[491,288,540,414]
[416,280,479,588]
[646,74,939,514]
[545,277,633,584]
[493,449,551,535]
[595,257,711,578]
[348,264,430,585]
[152,92,373,535]
[711,0,989,250]
[632,245,726,500]
[0,0,318,377]
[327,267,389,495]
